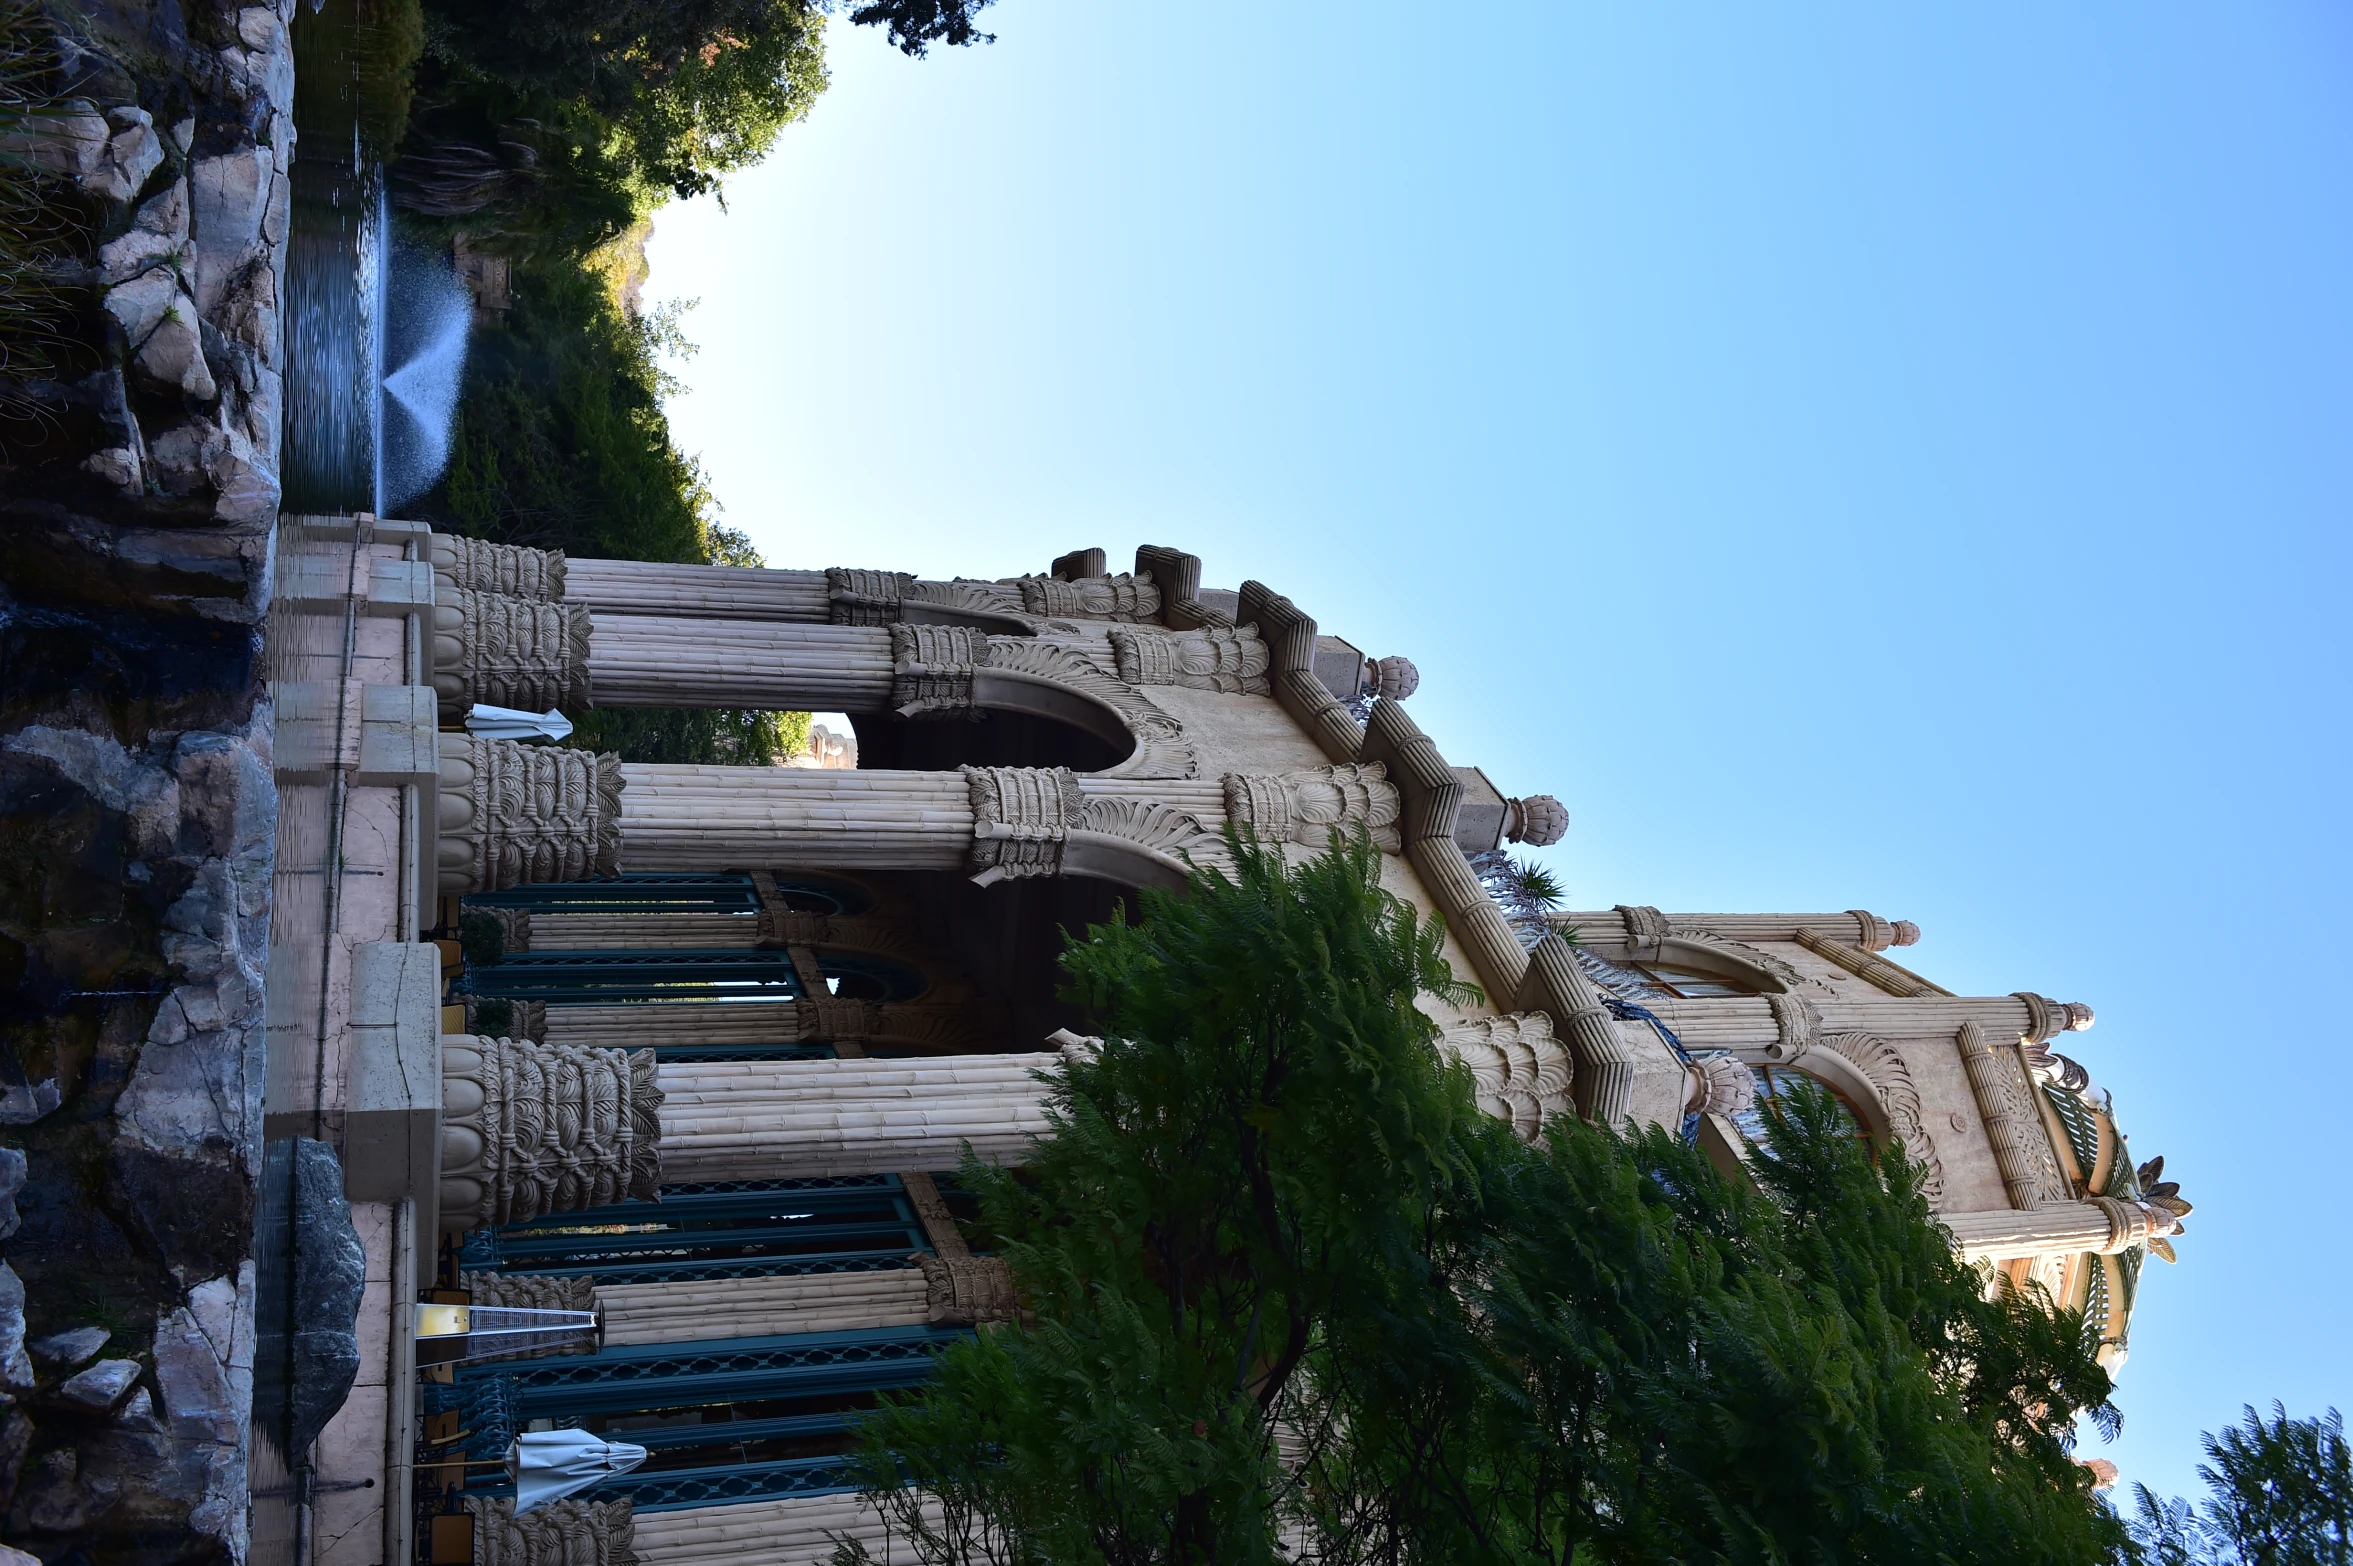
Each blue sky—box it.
[640,2,2353,1500]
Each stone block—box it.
[356,685,438,787]
[1451,765,1509,853]
[1312,634,1367,702]
[344,943,442,1203]
[272,680,360,779]
[365,557,435,614]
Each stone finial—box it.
[1890,920,1921,947]
[2061,1002,2095,1032]
[1368,655,1419,701]
[2013,992,2095,1043]
[1504,795,1568,846]
[1687,1054,1756,1119]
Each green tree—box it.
[2129,1406,2352,1566]
[834,834,2128,1566]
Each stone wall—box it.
[0,2,296,1559]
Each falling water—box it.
[379,241,472,509]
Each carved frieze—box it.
[431,589,591,716]
[1766,993,1821,1061]
[1222,763,1402,852]
[440,1035,664,1229]
[1955,1021,2072,1209]
[965,765,1083,880]
[431,535,567,603]
[1440,1013,1573,1141]
[1106,624,1272,694]
[435,735,624,895]
[460,1271,598,1312]
[1017,571,1160,621]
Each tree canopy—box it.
[835,832,2128,1566]
[2128,1405,2351,1566]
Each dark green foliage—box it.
[456,909,505,967]
[2130,1405,2351,1565]
[470,996,516,1038]
[568,706,809,768]
[0,1,88,415]
[838,834,2129,1566]
[848,0,998,57]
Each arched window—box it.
[1629,959,1759,999]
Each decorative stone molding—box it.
[1792,928,1947,997]
[890,622,991,716]
[1369,655,1419,702]
[1847,910,1917,951]
[431,534,568,603]
[1070,792,1228,880]
[827,567,914,625]
[1222,764,1402,852]
[460,1271,598,1311]
[983,635,1197,778]
[1105,625,1272,694]
[436,735,623,895]
[1809,1031,1947,1201]
[1440,1013,1572,1140]
[1672,929,1812,992]
[1504,795,1569,847]
[482,906,531,955]
[1954,1021,2073,1209]
[965,765,1083,881]
[1766,994,1821,1061]
[439,1035,664,1230]
[1686,1054,1757,1119]
[465,1496,635,1566]
[1617,905,1670,958]
[463,995,548,1042]
[1943,1197,2174,1262]
[901,1170,970,1258]
[431,590,592,717]
[917,1254,1022,1325]
[1018,572,1160,621]
[2013,992,2096,1043]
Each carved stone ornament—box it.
[436,735,623,895]
[1222,763,1402,852]
[983,636,1197,779]
[1889,920,1922,947]
[1811,1031,1946,1201]
[891,622,991,716]
[1686,1054,1757,1120]
[460,1271,598,1312]
[440,1035,664,1229]
[1505,795,1569,847]
[432,589,591,716]
[465,1496,636,1566]
[1369,655,1420,701]
[1617,904,1670,957]
[484,906,531,955]
[431,534,568,603]
[827,566,915,626]
[1766,993,1821,1062]
[2014,992,2096,1043]
[1441,1013,1574,1141]
[464,995,549,1043]
[1673,928,1815,992]
[1018,572,1160,622]
[1954,1021,2073,1209]
[965,765,1083,880]
[1105,624,1272,694]
[917,1254,1023,1325]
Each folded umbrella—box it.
[508,1428,649,1515]
[464,704,574,743]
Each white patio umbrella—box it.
[508,1428,649,1515]
[464,703,574,743]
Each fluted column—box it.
[567,559,830,621]
[583,616,895,710]
[1514,936,1692,1130]
[543,999,995,1054]
[436,736,624,895]
[653,1053,1063,1181]
[1554,907,1921,952]
[618,765,975,871]
[1634,992,2095,1057]
[596,1269,934,1347]
[1943,1197,2171,1263]
[631,1492,941,1566]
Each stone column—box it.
[652,1052,1063,1181]
[436,735,624,895]
[1954,1021,2075,1209]
[617,765,975,872]
[516,909,764,950]
[439,1035,664,1230]
[1633,992,2094,1058]
[430,589,591,719]
[595,1269,934,1347]
[543,999,994,1055]
[1554,908,1922,952]
[1943,1197,2174,1263]
[631,1493,942,1566]
[583,616,895,711]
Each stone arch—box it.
[1794,1031,1948,1201]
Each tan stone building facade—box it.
[256,518,2177,1564]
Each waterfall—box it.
[379,237,473,510]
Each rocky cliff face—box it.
[0,2,296,1559]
